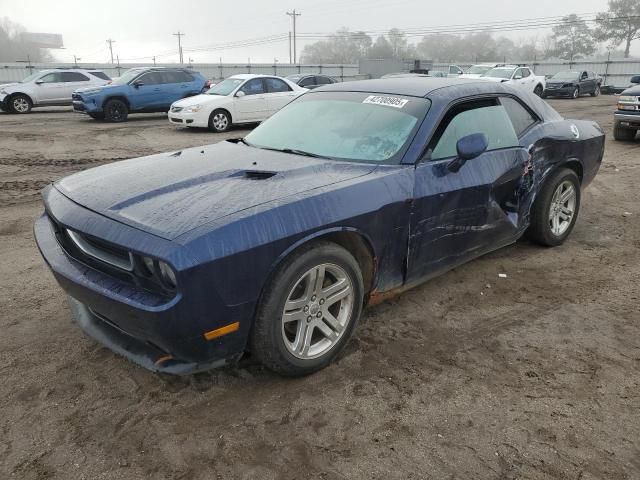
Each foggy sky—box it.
[1,0,631,64]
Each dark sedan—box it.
[543,70,601,99]
[35,78,604,376]
[286,73,337,89]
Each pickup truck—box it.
[480,65,545,96]
[613,75,640,141]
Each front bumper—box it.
[72,93,101,113]
[168,110,208,128]
[614,112,640,129]
[34,188,253,374]
[543,85,574,96]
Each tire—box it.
[571,87,580,99]
[208,109,231,132]
[534,84,543,97]
[591,85,600,97]
[10,94,32,114]
[613,123,636,141]
[250,240,364,376]
[103,98,128,122]
[526,168,581,247]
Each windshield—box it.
[207,78,244,95]
[244,92,430,163]
[551,71,580,81]
[112,69,144,85]
[483,68,515,79]
[467,65,493,75]
[20,72,43,83]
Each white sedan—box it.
[479,65,546,96]
[168,74,306,132]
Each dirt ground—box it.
[0,97,638,480]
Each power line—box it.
[286,9,301,64]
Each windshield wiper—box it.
[269,147,330,159]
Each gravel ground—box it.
[0,98,638,480]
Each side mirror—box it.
[35,80,44,85]
[630,75,640,84]
[236,90,246,97]
[133,81,144,88]
[447,133,488,173]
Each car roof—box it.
[229,73,277,80]
[315,76,501,98]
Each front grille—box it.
[171,106,183,113]
[66,229,133,271]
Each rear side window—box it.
[164,71,193,83]
[89,71,110,80]
[62,72,90,82]
[265,78,291,92]
[500,97,538,137]
[429,100,519,160]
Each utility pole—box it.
[288,31,292,64]
[286,9,301,64]
[73,55,81,66]
[173,32,185,64]
[152,56,156,65]
[106,38,116,64]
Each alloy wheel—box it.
[549,180,576,236]
[13,97,30,113]
[281,263,354,359]
[108,103,126,121]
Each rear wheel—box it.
[613,123,636,141]
[10,94,32,114]
[208,109,231,132]
[104,99,128,122]
[591,85,600,97]
[250,241,364,376]
[526,168,581,247]
[571,87,580,99]
[534,84,543,97]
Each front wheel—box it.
[571,87,580,99]
[613,123,637,141]
[10,94,32,114]
[208,109,231,132]
[103,99,128,122]
[526,168,581,247]
[250,241,364,376]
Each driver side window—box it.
[39,72,62,83]
[428,99,519,161]
[240,79,265,95]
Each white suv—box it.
[0,69,111,114]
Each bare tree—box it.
[595,0,640,58]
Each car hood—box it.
[0,82,20,91]
[172,93,224,107]
[54,141,377,240]
[621,85,640,95]
[479,77,511,83]
[75,84,122,94]
[459,74,483,79]
[547,80,576,86]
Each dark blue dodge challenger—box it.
[35,77,604,376]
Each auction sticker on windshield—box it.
[363,95,409,108]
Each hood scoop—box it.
[242,170,277,180]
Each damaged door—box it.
[406,96,536,282]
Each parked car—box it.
[613,75,640,141]
[34,77,604,376]
[286,74,337,89]
[168,74,306,132]
[71,67,207,122]
[0,68,110,113]
[481,65,545,96]
[460,64,504,79]
[543,70,601,99]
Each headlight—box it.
[138,255,177,290]
[620,95,639,103]
[185,105,201,113]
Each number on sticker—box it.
[363,95,409,108]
